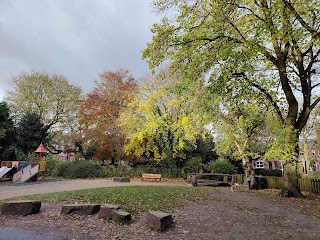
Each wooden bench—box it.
[141,173,161,182]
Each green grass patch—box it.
[3,186,208,213]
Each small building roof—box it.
[34,143,46,153]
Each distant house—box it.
[299,140,320,175]
[253,159,283,171]
[252,140,320,176]
[49,143,75,161]
[58,152,75,161]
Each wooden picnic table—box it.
[187,173,236,187]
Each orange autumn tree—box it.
[80,69,137,167]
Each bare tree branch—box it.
[232,72,284,123]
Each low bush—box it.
[53,160,105,179]
[255,169,282,177]
[183,156,202,173]
[206,159,236,174]
[103,165,120,178]
[45,155,59,177]
[52,158,210,180]
[102,164,187,179]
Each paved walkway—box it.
[0,179,187,200]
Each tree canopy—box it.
[0,102,14,142]
[120,68,207,166]
[0,101,15,160]
[15,112,50,159]
[144,0,320,195]
[80,69,137,165]
[214,100,273,188]
[143,0,320,197]
[5,71,82,131]
[144,0,320,131]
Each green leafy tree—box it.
[0,102,12,139]
[15,112,50,159]
[143,0,320,197]
[214,101,272,189]
[186,133,218,165]
[5,71,82,131]
[120,68,206,168]
[0,101,16,160]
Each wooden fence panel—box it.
[233,174,243,184]
[262,177,320,194]
[299,178,320,194]
[264,176,284,189]
[187,173,320,194]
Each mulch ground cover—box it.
[0,187,319,240]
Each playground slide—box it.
[0,166,12,179]
[12,171,22,182]
[17,164,39,184]
[12,164,39,183]
[13,164,31,183]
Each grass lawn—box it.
[3,186,208,213]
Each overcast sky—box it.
[0,0,159,100]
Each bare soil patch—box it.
[0,187,319,240]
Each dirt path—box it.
[0,179,186,200]
[167,188,320,240]
[0,184,320,240]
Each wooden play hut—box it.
[33,143,47,180]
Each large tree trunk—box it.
[281,129,305,198]
[248,165,257,190]
[281,162,304,198]
[242,159,257,190]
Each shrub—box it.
[52,160,194,180]
[255,169,282,177]
[24,153,33,162]
[207,159,236,174]
[53,161,72,178]
[103,165,119,178]
[102,164,187,179]
[103,165,150,178]
[184,156,202,173]
[45,155,59,177]
[53,160,105,179]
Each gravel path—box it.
[0,179,186,200]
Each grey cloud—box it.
[0,0,158,99]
